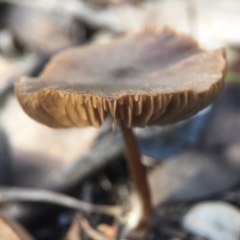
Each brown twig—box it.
[0,187,122,218]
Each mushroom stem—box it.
[120,123,151,237]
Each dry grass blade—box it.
[0,187,122,218]
[66,213,82,240]
[0,212,35,240]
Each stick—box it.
[0,187,122,217]
[0,0,124,32]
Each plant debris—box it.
[0,1,239,240]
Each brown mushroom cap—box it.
[15,27,226,129]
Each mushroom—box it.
[14,26,226,238]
